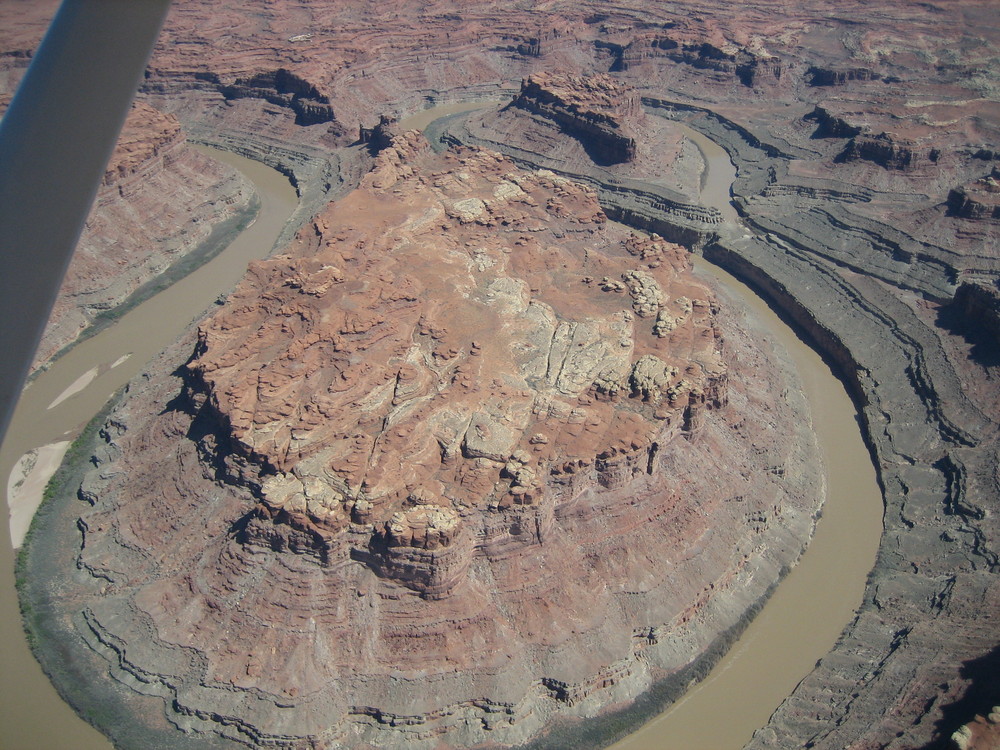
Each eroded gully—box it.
[1,104,881,750]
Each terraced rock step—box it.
[69,128,820,748]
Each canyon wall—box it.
[31,101,256,368]
[507,72,639,164]
[4,1,999,748]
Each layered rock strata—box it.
[674,103,1000,750]
[949,168,1000,221]
[441,76,717,248]
[73,134,820,748]
[507,72,639,164]
[32,101,256,367]
[6,1,1000,748]
[597,33,782,88]
[217,68,340,129]
[807,66,878,87]
[839,132,927,170]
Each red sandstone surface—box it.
[74,133,819,747]
[3,1,999,748]
[190,130,727,584]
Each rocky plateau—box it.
[4,1,1000,749]
[72,127,820,748]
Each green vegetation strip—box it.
[34,193,260,378]
[15,394,227,749]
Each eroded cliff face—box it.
[6,1,1000,748]
[74,135,820,748]
[507,72,640,164]
[32,101,255,367]
[217,68,340,129]
[949,168,1000,221]
[448,74,714,248]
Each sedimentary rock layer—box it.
[32,102,255,367]
[949,168,1000,221]
[507,72,639,164]
[73,134,820,748]
[440,79,716,250]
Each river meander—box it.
[0,148,296,750]
[1,103,882,749]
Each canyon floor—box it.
[2,1,999,749]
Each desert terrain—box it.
[2,1,998,749]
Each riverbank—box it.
[396,90,994,747]
[426,86,996,741]
[606,258,881,750]
[1,147,298,750]
[654,100,998,750]
[32,190,261,381]
[11,100,876,741]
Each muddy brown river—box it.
[0,104,881,749]
[0,148,296,750]
[605,123,882,750]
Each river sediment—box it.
[5,100,884,750]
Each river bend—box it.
[1,106,881,750]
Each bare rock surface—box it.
[949,167,1000,221]
[32,101,256,367]
[456,73,705,201]
[507,72,640,165]
[136,1,1000,744]
[71,135,821,748]
[5,1,1000,748]
[441,80,718,251]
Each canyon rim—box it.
[2,1,999,749]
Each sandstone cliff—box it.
[218,68,340,129]
[32,101,256,367]
[598,33,783,88]
[838,132,926,170]
[72,134,819,748]
[807,66,878,86]
[507,72,640,164]
[948,168,1000,221]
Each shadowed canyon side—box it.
[72,131,821,748]
[3,1,1000,749]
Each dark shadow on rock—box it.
[920,643,1000,748]
[936,302,1000,368]
[227,507,254,540]
[571,128,621,167]
[159,365,193,416]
